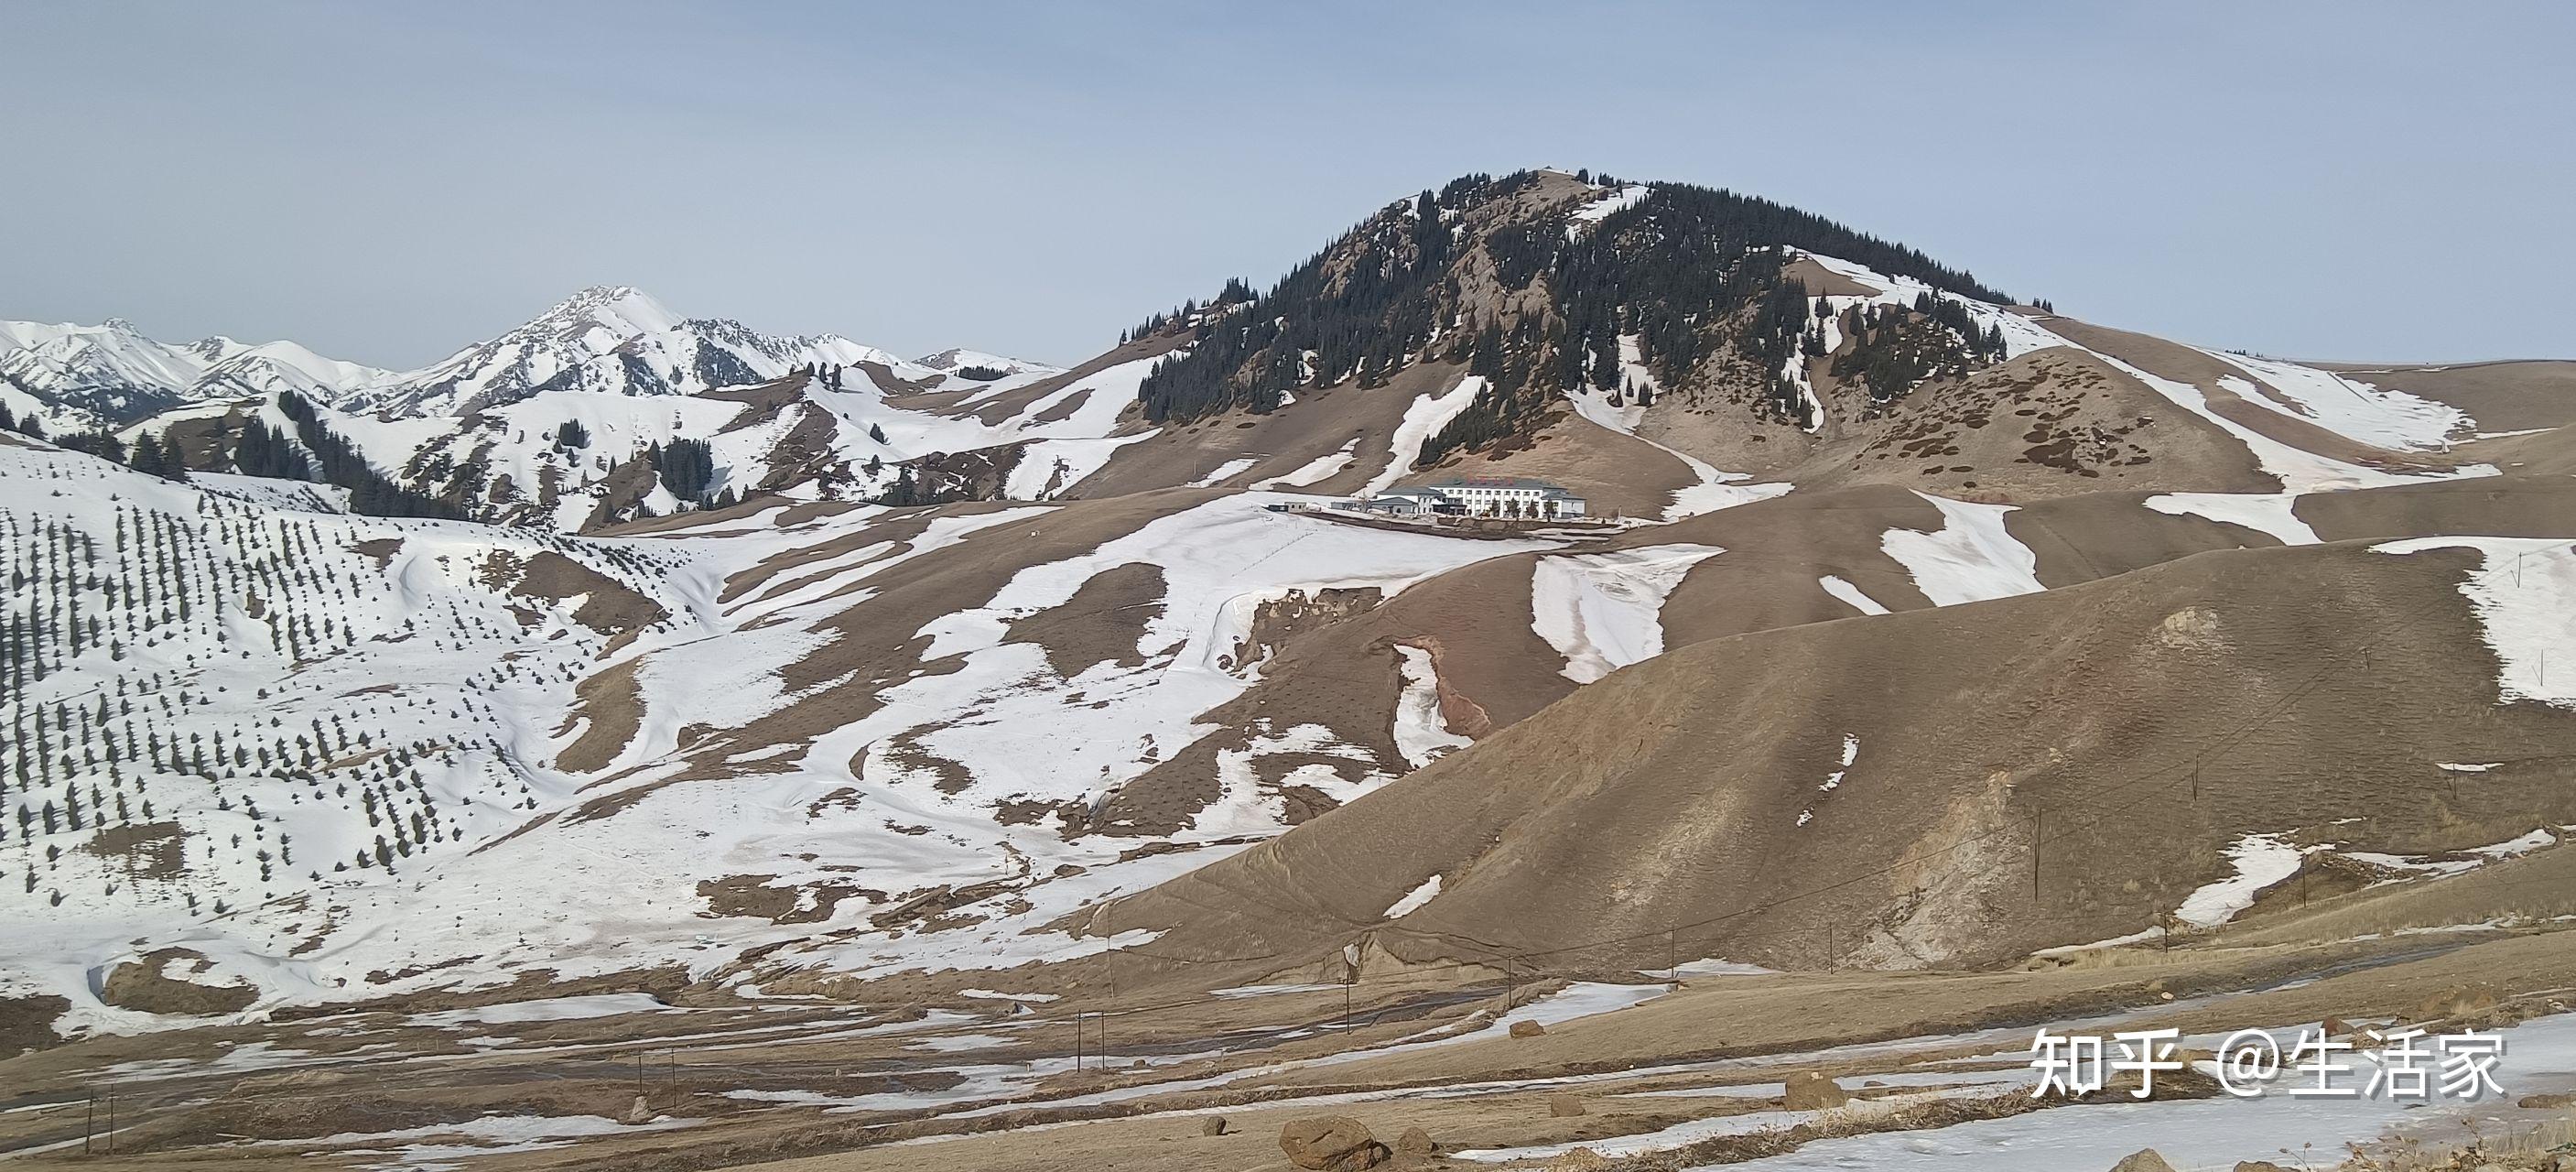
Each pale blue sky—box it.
[4,2,2569,367]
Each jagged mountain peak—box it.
[510,284,685,342]
[327,286,927,418]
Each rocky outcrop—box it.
[1782,1070,1850,1110]
[1279,1116,1390,1171]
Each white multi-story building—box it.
[1342,476,1587,519]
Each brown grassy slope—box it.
[1108,475,2576,817]
[2315,358,2576,433]
[1081,538,2576,982]
[1632,338,2278,505]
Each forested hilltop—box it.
[1135,168,2028,461]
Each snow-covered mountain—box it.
[2,287,1039,434]
[337,286,918,417]
[0,319,395,430]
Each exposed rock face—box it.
[1279,1116,1390,1171]
[1782,1070,1850,1110]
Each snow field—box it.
[1879,492,2044,606]
[1529,544,1726,683]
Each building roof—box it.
[1422,476,1583,498]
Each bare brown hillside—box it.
[1081,537,2576,989]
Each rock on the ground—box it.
[1782,1070,1849,1110]
[2234,1162,2291,1172]
[1509,1019,1546,1038]
[1280,1116,1391,1171]
[1395,1126,1434,1156]
[622,1095,653,1125]
[1201,1115,1228,1136]
[2110,1149,2179,1172]
[2517,1092,2575,1109]
[1548,1093,1586,1117]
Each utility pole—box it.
[1344,943,1359,1035]
[1667,929,1677,983]
[2031,808,2044,903]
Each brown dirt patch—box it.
[511,550,669,633]
[100,949,258,1015]
[81,820,189,880]
[557,659,644,776]
[1001,561,1166,678]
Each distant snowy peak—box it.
[339,286,928,418]
[5,286,1024,428]
[196,340,396,401]
[0,317,392,429]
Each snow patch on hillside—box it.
[1252,438,1359,490]
[2201,350,2470,452]
[1363,375,1484,497]
[1818,575,1891,615]
[1567,184,1650,234]
[1383,874,1443,919]
[1796,252,2065,360]
[2374,537,2576,710]
[2176,833,2307,928]
[2085,352,2495,494]
[1003,433,1158,499]
[1531,544,1726,683]
[1186,456,1262,488]
[2145,492,2321,546]
[1879,493,2043,606]
[1392,646,1471,768]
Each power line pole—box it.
[2030,808,2044,903]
